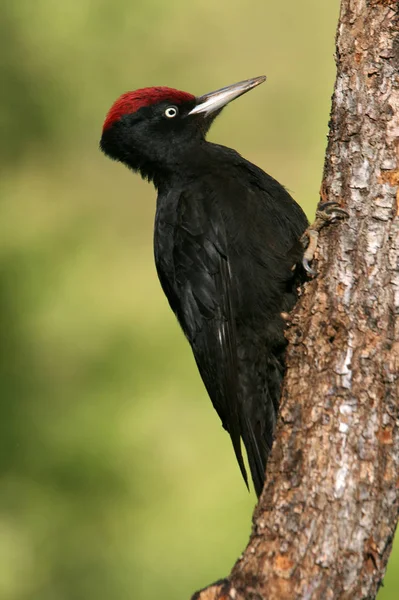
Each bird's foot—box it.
[301,201,348,276]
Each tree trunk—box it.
[192,1,399,599]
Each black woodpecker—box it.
[100,77,310,497]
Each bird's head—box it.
[100,76,266,183]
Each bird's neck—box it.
[137,141,234,192]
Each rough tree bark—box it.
[192,1,399,599]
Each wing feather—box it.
[173,190,249,487]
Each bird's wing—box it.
[172,188,249,488]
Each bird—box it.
[100,76,309,497]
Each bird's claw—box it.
[316,201,349,223]
[302,257,317,277]
[301,229,319,276]
[301,201,348,276]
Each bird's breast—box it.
[153,190,181,312]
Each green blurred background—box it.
[1,1,397,598]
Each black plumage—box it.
[100,77,308,496]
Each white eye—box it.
[164,106,178,118]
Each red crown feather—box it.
[103,87,195,131]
